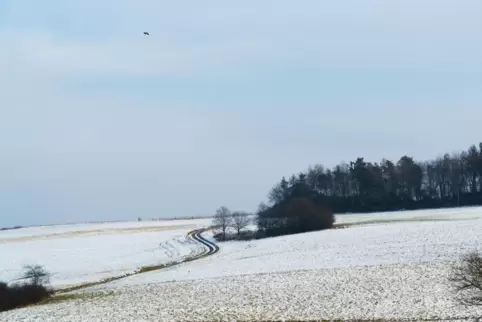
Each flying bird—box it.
[143,32,150,36]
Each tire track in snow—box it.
[189,229,219,258]
[57,227,218,293]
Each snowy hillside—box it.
[0,219,211,287]
[105,209,482,286]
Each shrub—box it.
[450,251,482,307]
[258,197,334,237]
[0,265,53,312]
[0,282,52,312]
[212,230,257,242]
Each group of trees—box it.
[213,199,334,239]
[212,206,252,240]
[211,142,482,239]
[266,143,482,214]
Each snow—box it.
[101,213,482,286]
[2,208,482,320]
[3,263,482,321]
[0,219,211,287]
[335,206,482,224]
[0,218,212,240]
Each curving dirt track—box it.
[56,227,218,293]
[187,228,219,258]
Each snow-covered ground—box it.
[104,216,482,286]
[335,206,482,224]
[2,207,482,321]
[0,218,211,287]
[0,219,211,240]
[3,262,481,321]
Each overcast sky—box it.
[1,1,482,227]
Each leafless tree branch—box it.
[450,251,482,307]
[231,212,252,235]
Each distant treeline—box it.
[263,142,482,214]
[0,226,23,231]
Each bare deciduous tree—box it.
[231,212,251,236]
[213,206,232,240]
[450,251,482,307]
[21,265,50,286]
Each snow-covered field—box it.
[0,219,211,287]
[109,215,482,285]
[335,206,482,224]
[2,207,482,321]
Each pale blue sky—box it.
[1,1,482,226]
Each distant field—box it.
[0,219,211,240]
[335,206,482,224]
[0,218,211,287]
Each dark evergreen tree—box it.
[260,142,482,219]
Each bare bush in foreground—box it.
[22,265,51,286]
[0,265,52,312]
[450,251,482,307]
